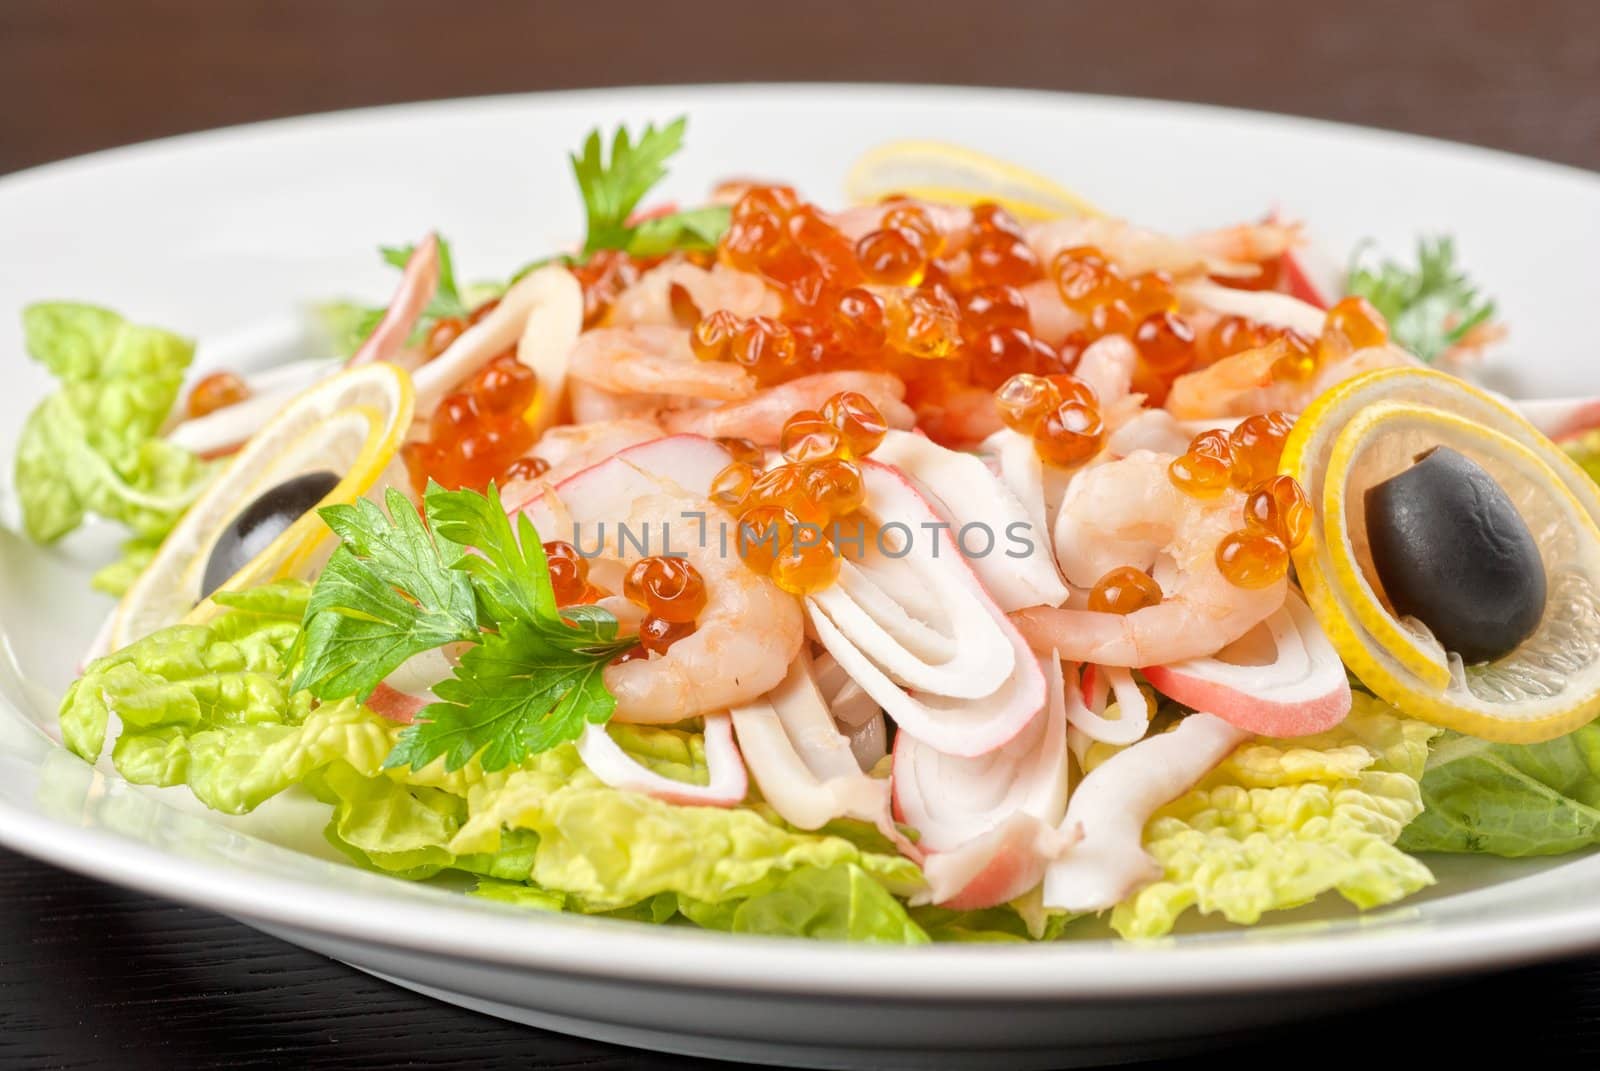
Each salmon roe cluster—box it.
[712,390,887,595]
[186,370,252,419]
[1250,295,1391,387]
[611,555,709,662]
[994,372,1106,469]
[1166,411,1313,589]
[705,190,1095,440]
[542,540,607,608]
[404,350,540,492]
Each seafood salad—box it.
[18,117,1600,944]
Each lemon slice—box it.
[845,140,1102,221]
[1283,367,1600,742]
[111,363,414,649]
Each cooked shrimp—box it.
[567,381,671,424]
[599,492,805,723]
[832,200,972,242]
[1165,337,1418,420]
[1164,339,1287,420]
[661,370,915,442]
[1186,220,1301,267]
[501,418,665,502]
[1308,343,1418,395]
[914,385,1003,446]
[568,325,755,402]
[1075,335,1138,405]
[1021,279,1083,345]
[1104,407,1190,458]
[1013,451,1286,666]
[1026,217,1288,279]
[607,261,781,327]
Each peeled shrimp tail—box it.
[661,371,915,443]
[1013,584,1285,667]
[568,325,755,401]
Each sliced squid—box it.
[577,713,748,807]
[1042,713,1249,913]
[806,461,1046,757]
[870,430,1068,611]
[415,264,582,416]
[1067,664,1153,746]
[894,654,1073,909]
[729,652,911,853]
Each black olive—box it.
[200,471,341,598]
[1364,446,1545,664]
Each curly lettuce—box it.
[61,586,926,941]
[1111,696,1440,938]
[1398,725,1600,856]
[13,302,212,544]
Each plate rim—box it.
[3,82,1597,198]
[4,82,1600,1001]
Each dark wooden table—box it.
[2,2,1598,1067]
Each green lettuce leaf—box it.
[59,582,926,940]
[1398,725,1600,856]
[90,533,164,597]
[678,864,928,943]
[448,730,921,914]
[1111,696,1441,938]
[14,302,211,543]
[61,579,395,814]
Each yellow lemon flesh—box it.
[111,363,414,649]
[1282,367,1600,743]
[845,140,1102,221]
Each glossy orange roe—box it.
[1088,567,1163,614]
[1227,411,1295,489]
[404,353,539,492]
[543,541,593,607]
[821,390,889,456]
[187,371,251,419]
[1034,400,1104,469]
[1244,474,1313,549]
[502,455,550,482]
[1216,528,1290,588]
[637,614,695,655]
[624,556,707,623]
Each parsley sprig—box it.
[334,238,470,357]
[1346,236,1497,362]
[330,117,729,355]
[570,116,729,258]
[294,484,635,773]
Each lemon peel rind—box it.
[844,139,1103,221]
[1283,367,1600,744]
[1322,402,1600,691]
[117,364,414,645]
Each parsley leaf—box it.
[298,484,637,773]
[295,489,479,701]
[384,618,627,773]
[626,204,732,258]
[320,238,472,359]
[573,117,688,255]
[423,482,557,627]
[382,239,466,322]
[570,116,729,258]
[1346,236,1497,362]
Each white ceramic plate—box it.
[2,85,1599,1070]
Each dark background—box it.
[2,1,1599,1067]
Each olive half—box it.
[200,471,341,598]
[1364,446,1545,664]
